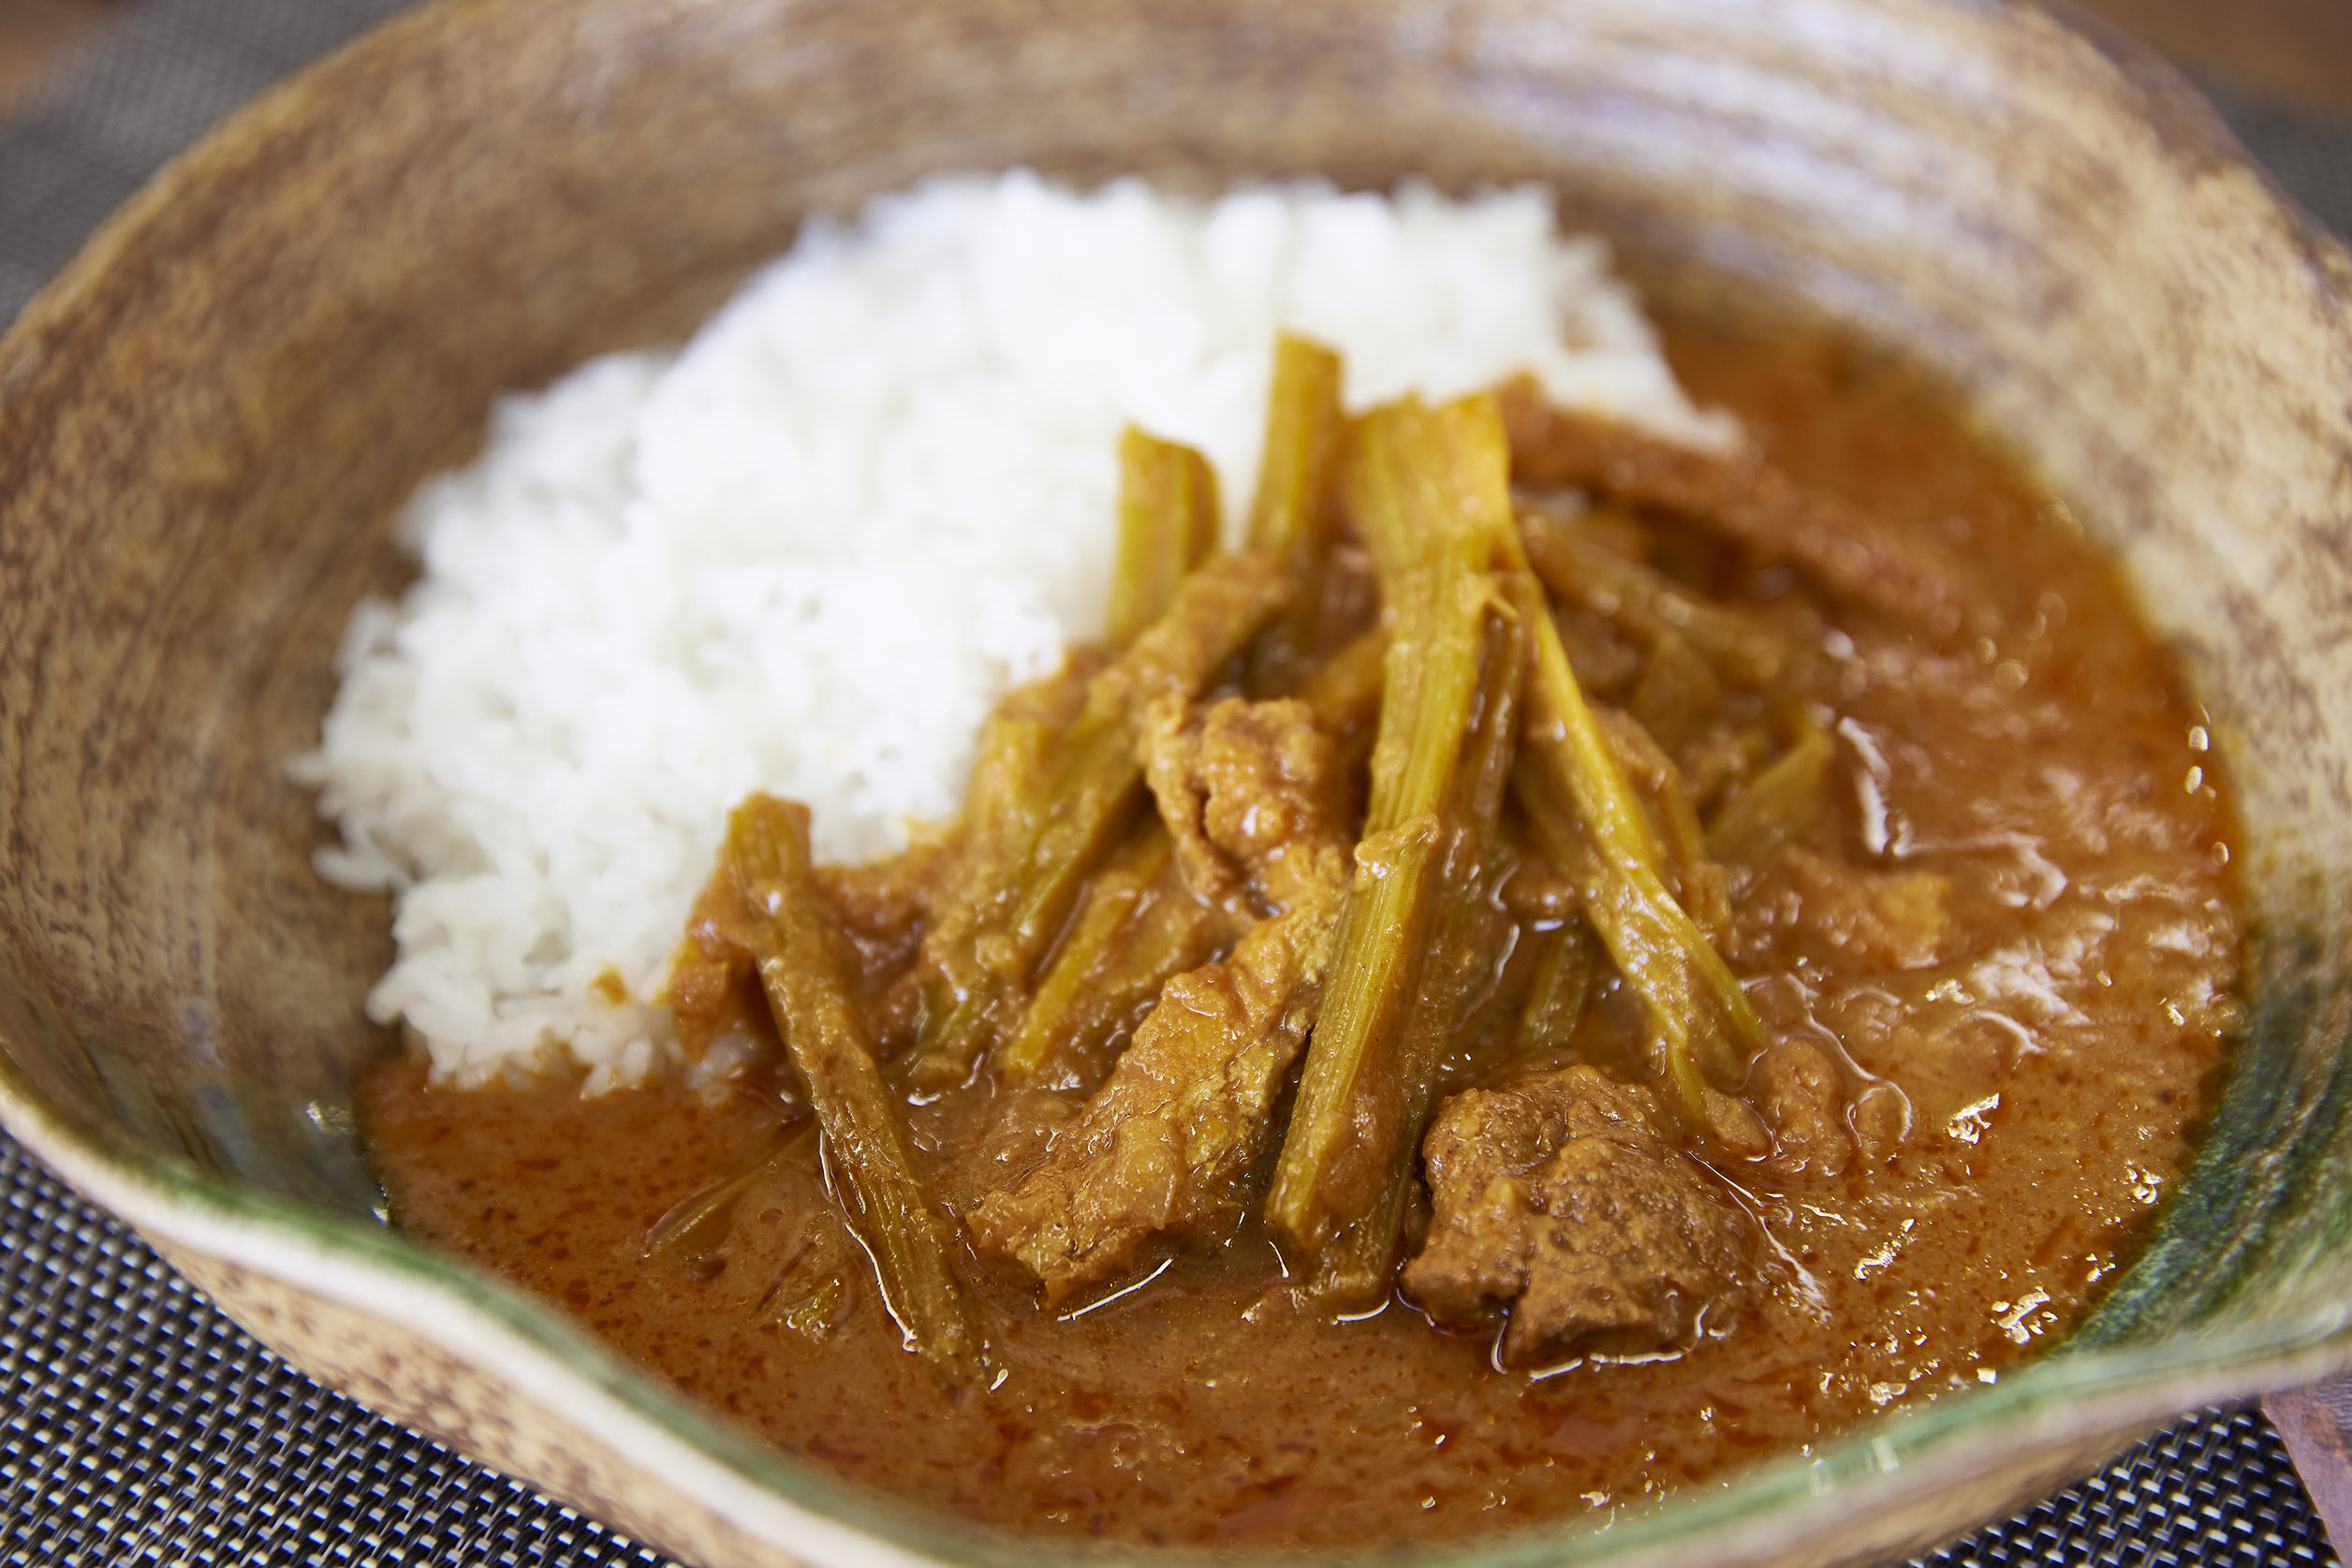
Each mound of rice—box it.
[293,171,1734,1091]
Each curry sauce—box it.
[362,320,2238,1552]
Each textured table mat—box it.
[1,3,2347,1564]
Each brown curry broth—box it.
[360,322,2240,1551]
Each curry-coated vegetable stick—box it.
[1595,705,1734,946]
[726,794,984,1379]
[919,662,1097,979]
[1246,333,1347,695]
[1494,502,1765,1127]
[1106,429,1221,648]
[957,713,1062,887]
[1266,392,1516,1264]
[1495,573,1668,874]
[1296,622,1388,796]
[1248,333,1346,558]
[765,1224,851,1342]
[1343,398,1440,600]
[1627,627,1723,758]
[1296,623,1387,738]
[899,712,1063,1081]
[1509,755,1751,1132]
[645,1115,854,1344]
[914,553,1292,1086]
[1519,505,1794,687]
[1302,398,1524,1298]
[996,826,1231,1084]
[1706,715,1836,878]
[1513,916,1602,1056]
[1005,552,1290,962]
[642,1118,817,1265]
[915,435,1223,1081]
[1303,594,1526,1305]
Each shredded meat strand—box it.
[1498,379,1976,633]
[971,699,1350,1303]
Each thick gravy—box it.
[362,320,2238,1552]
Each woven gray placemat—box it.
[0,3,2346,1564]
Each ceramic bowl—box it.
[3,0,2349,1563]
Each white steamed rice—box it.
[292,171,1735,1091]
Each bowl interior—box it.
[3,0,2351,1562]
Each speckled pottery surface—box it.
[1,0,2348,1564]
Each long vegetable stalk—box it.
[911,551,1291,1088]
[1496,515,1764,1133]
[642,1119,816,1266]
[1507,745,1755,1134]
[1265,392,1518,1274]
[994,825,1229,1084]
[1107,429,1220,647]
[1305,581,1525,1304]
[1594,705,1734,945]
[1297,623,1387,736]
[896,712,1060,1085]
[1706,713,1835,880]
[1246,332,1347,696]
[726,794,984,1379]
[1519,506,1793,687]
[1513,916,1601,1057]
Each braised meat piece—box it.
[967,891,1342,1302]
[1142,695,1345,916]
[1403,1065,1760,1366]
[970,698,1351,1303]
[1749,1037,1854,1177]
[1497,376,1976,633]
[1736,845,1955,971]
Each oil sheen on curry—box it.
[364,320,2240,1552]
